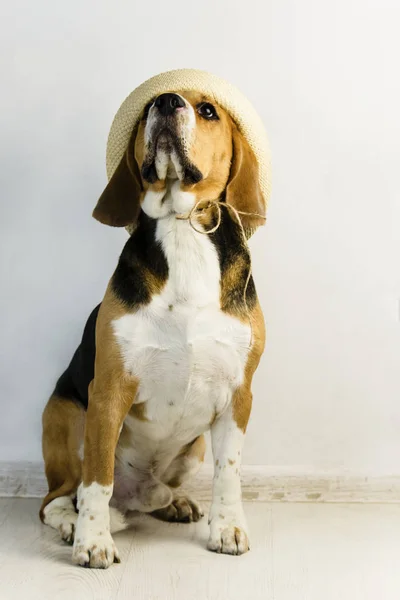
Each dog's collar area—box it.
[175,199,266,232]
[175,199,220,223]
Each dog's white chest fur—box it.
[112,215,250,451]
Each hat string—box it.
[176,200,266,348]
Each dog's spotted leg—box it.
[208,389,251,556]
[72,376,137,569]
[73,481,118,568]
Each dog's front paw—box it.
[208,522,249,555]
[208,505,249,555]
[72,482,119,568]
[72,529,120,568]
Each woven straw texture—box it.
[106,69,271,207]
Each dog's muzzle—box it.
[142,93,202,186]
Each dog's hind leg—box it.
[39,394,84,542]
[152,434,206,523]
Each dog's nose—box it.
[154,93,185,116]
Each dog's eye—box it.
[142,100,154,120]
[197,103,219,120]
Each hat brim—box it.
[106,68,271,209]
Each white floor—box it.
[0,498,399,600]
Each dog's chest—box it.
[113,216,251,443]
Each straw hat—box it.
[106,68,271,208]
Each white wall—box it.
[1,0,399,475]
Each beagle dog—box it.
[40,90,266,568]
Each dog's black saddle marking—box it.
[53,304,100,410]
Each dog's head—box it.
[93,91,265,234]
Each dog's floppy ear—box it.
[93,128,142,227]
[225,125,266,236]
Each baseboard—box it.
[1,461,400,503]
[190,466,400,504]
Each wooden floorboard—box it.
[0,499,399,599]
